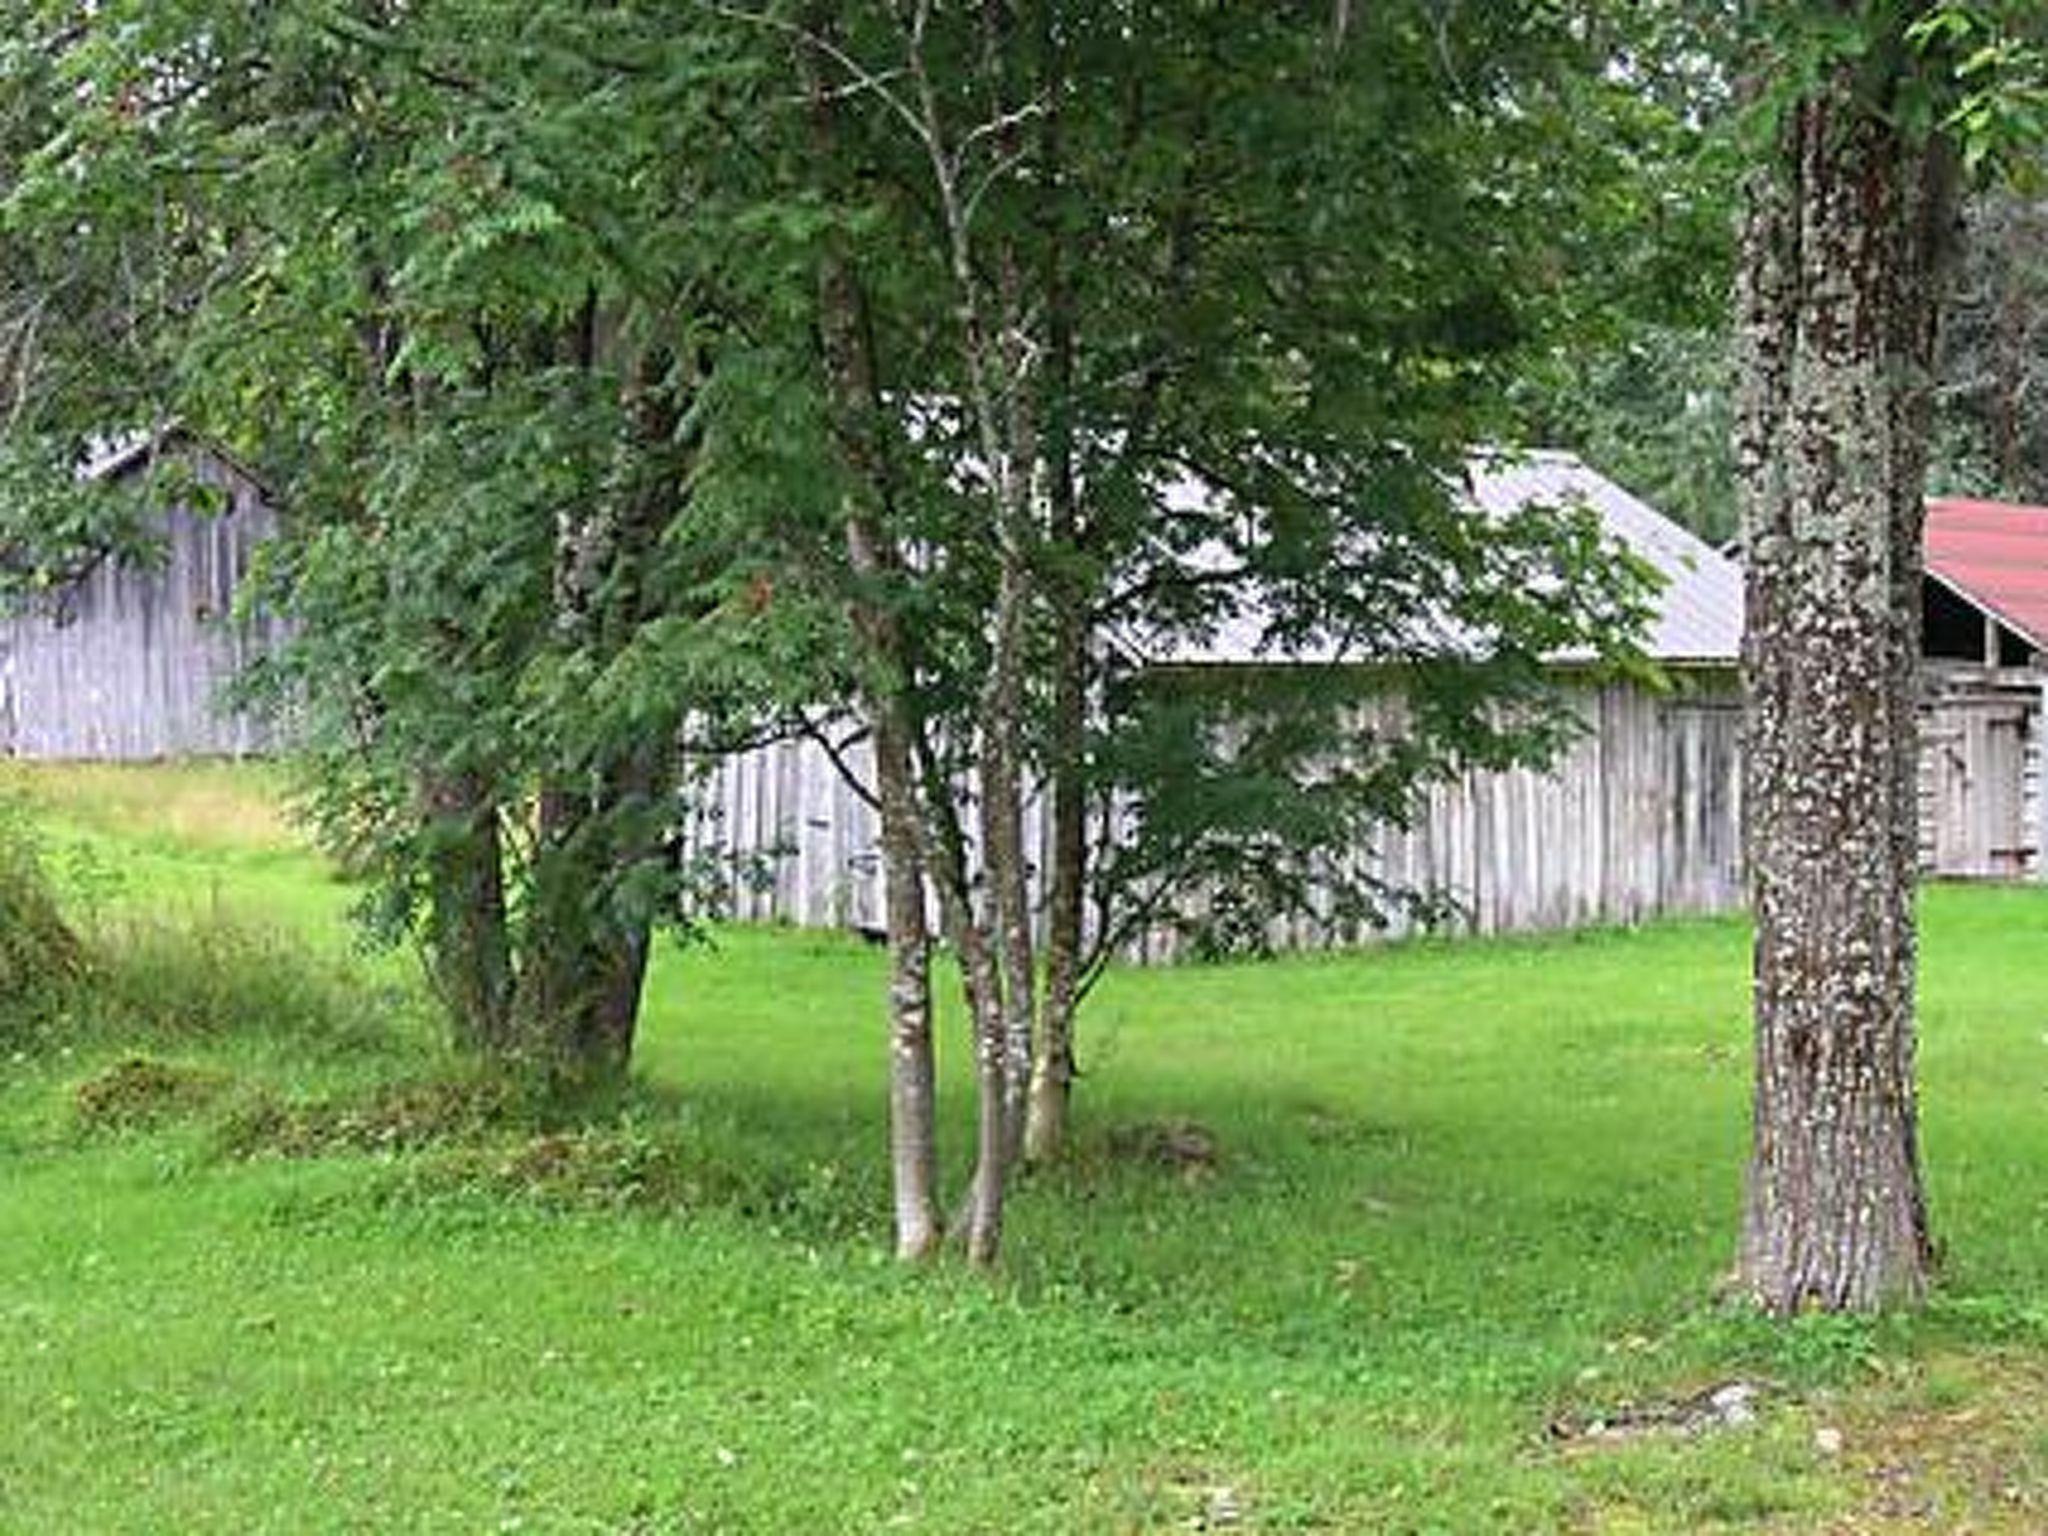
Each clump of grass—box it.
[1105,1117,1222,1181]
[453,1120,876,1236]
[72,1055,234,1133]
[217,1071,520,1159]
[85,908,411,1059]
[224,1072,886,1241]
[0,807,85,1039]
[440,1124,703,1213]
[0,792,412,1064]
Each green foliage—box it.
[2,1,1678,1051]
[721,4,1669,961]
[0,0,205,597]
[0,441,158,604]
[0,1,825,1064]
[1504,6,1742,539]
[1908,3,2048,173]
[1525,3,2048,541]
[1930,187,2048,501]
[1556,328,1740,542]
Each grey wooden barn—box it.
[0,437,284,760]
[685,453,1750,949]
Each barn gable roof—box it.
[1138,450,1741,669]
[1467,452,1741,665]
[1925,497,2048,654]
[81,427,271,503]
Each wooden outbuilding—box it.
[18,440,2041,942]
[0,436,283,760]
[686,453,1751,948]
[1918,496,2048,879]
[685,478,2048,943]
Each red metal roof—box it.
[1926,497,2048,653]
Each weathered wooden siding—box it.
[0,459,285,761]
[682,676,1748,955]
[688,668,2048,949]
[1918,671,2041,878]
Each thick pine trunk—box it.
[1734,78,1953,1313]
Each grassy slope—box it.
[1,763,2044,1532]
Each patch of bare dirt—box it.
[73,1055,232,1131]
[1789,1352,2048,1533]
[1107,1118,1221,1182]
[1549,1380,1770,1446]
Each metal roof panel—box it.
[1926,497,2048,653]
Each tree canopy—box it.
[2,0,1691,1261]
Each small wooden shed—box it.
[1917,496,2048,879]
[522,484,2048,917]
[0,436,284,760]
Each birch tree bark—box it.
[1024,34,1085,1167]
[821,296,944,1262]
[1025,553,1087,1165]
[803,21,943,1261]
[1734,32,1956,1312]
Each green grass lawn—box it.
[2,763,2045,1532]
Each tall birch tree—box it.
[739,1,1659,1261]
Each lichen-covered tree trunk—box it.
[1734,67,1955,1313]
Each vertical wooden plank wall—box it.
[0,462,285,761]
[1918,673,2039,877]
[681,674,1749,954]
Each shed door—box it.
[1922,697,2031,878]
